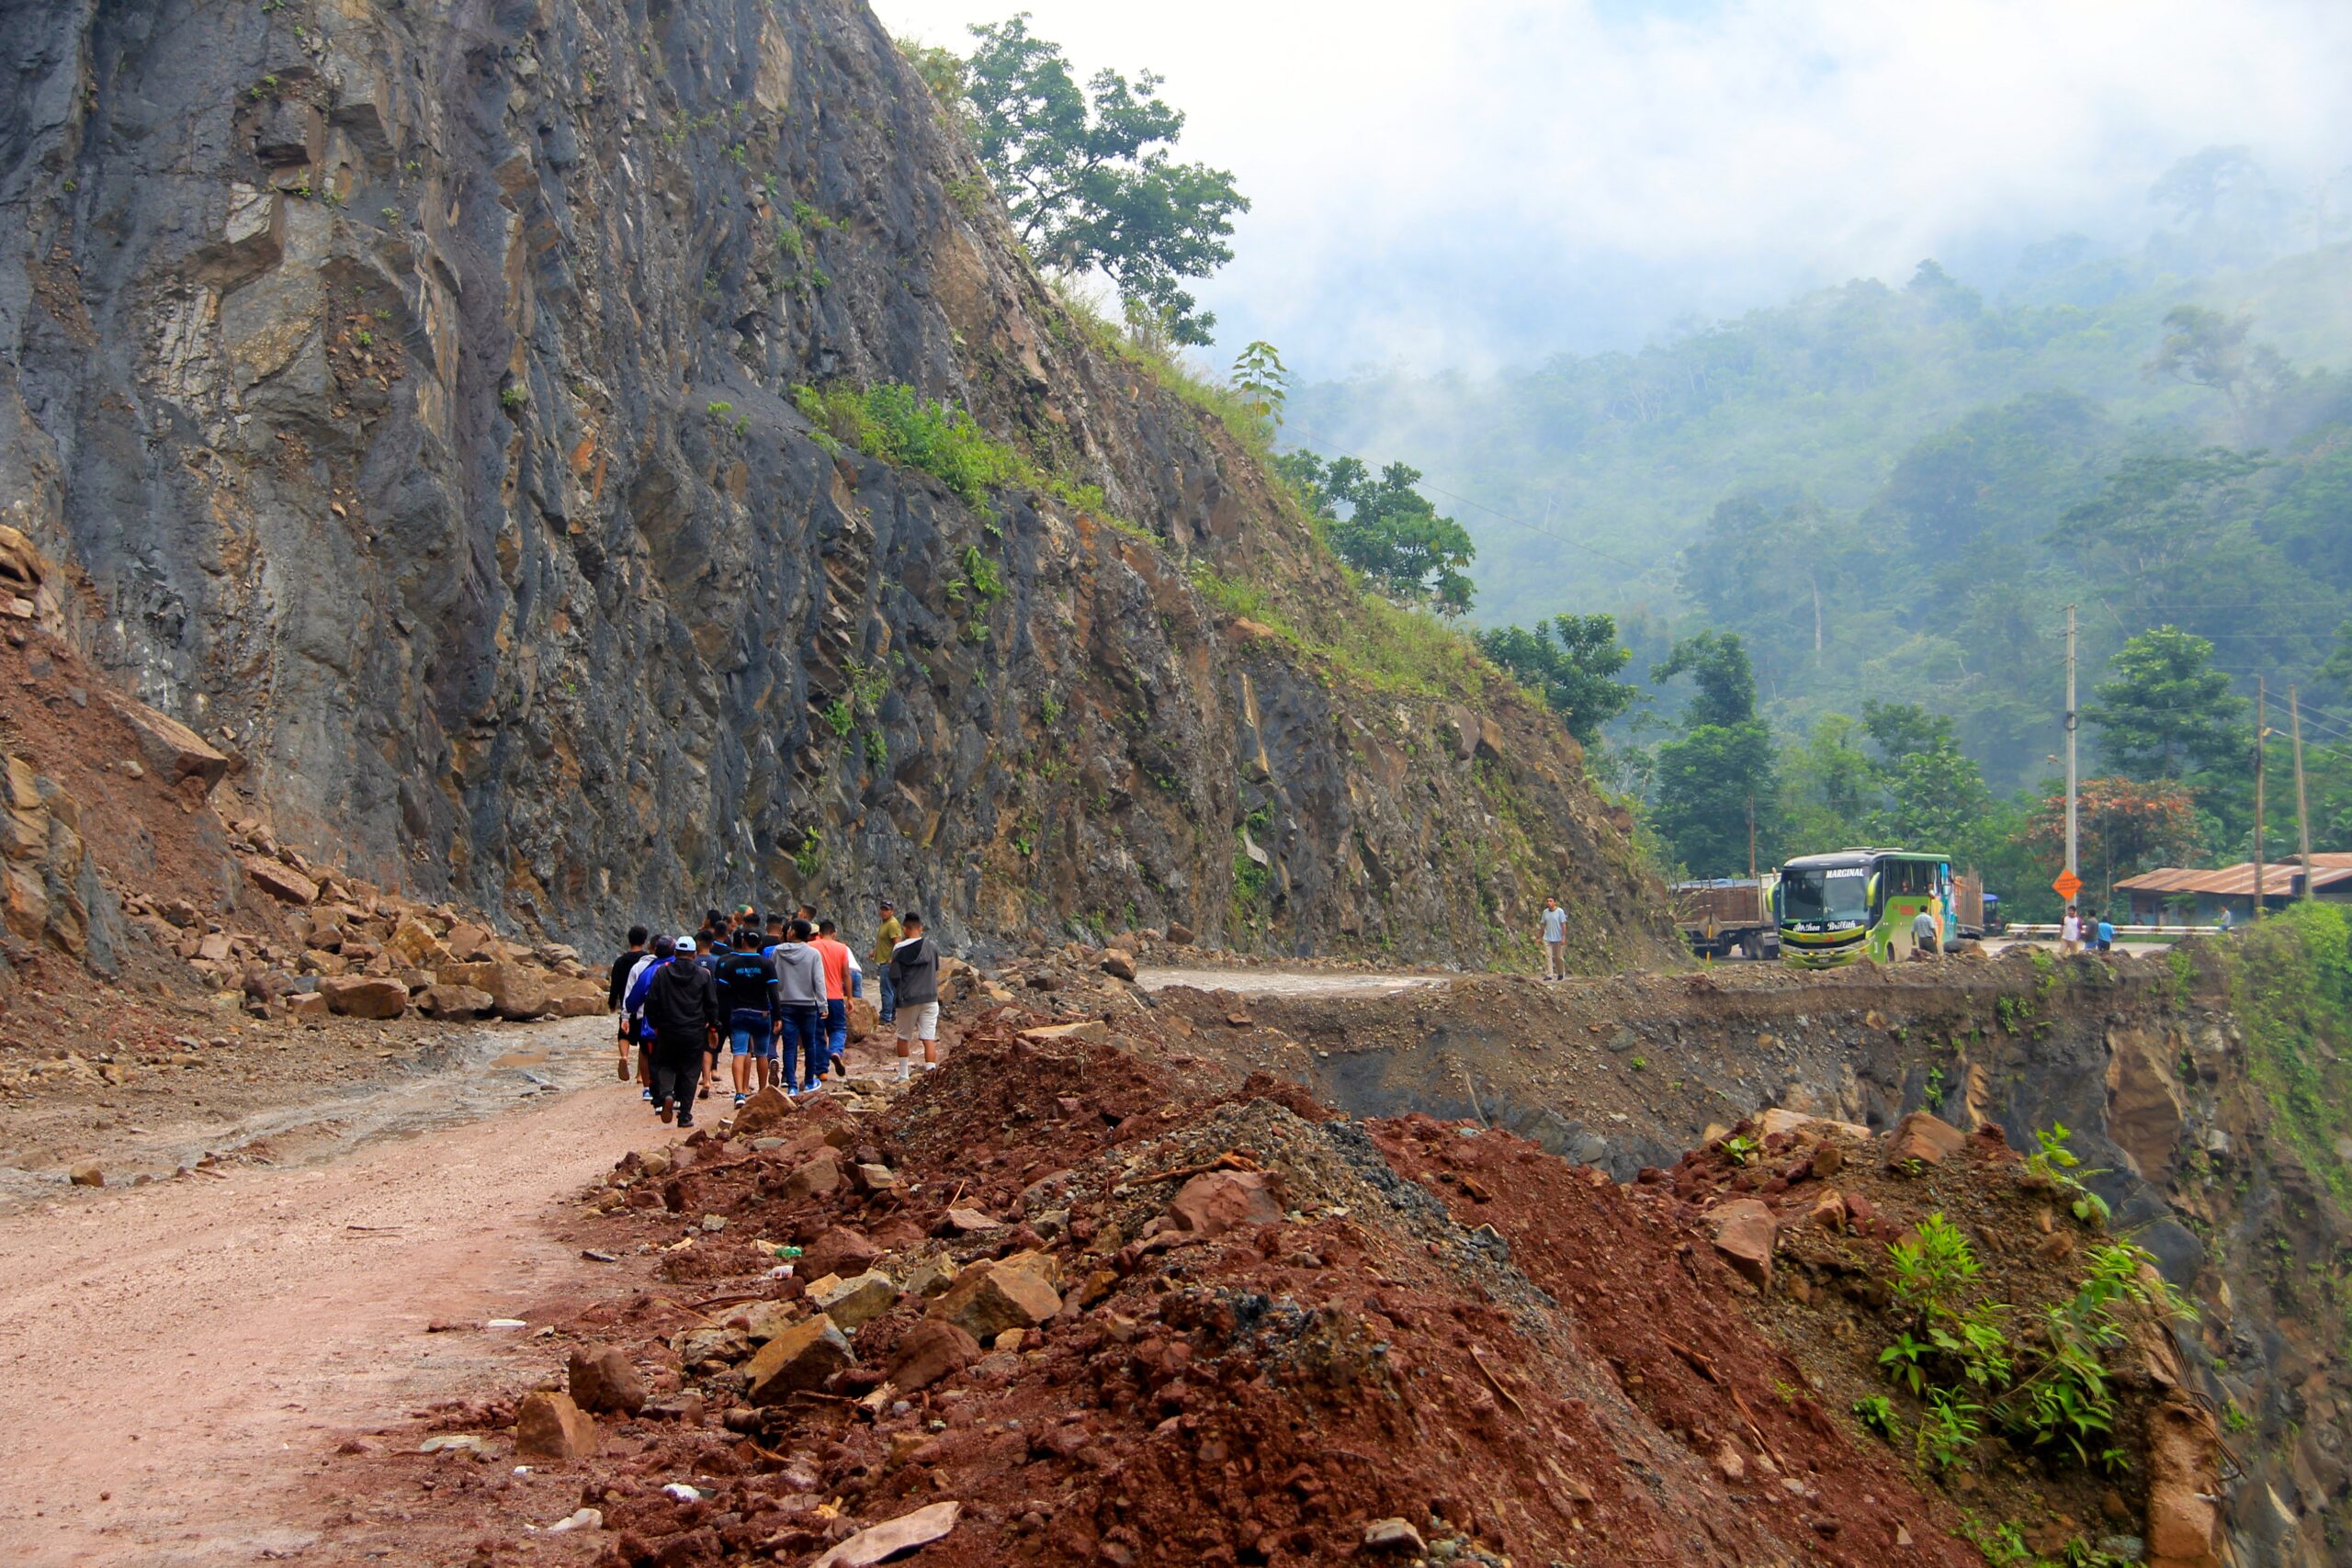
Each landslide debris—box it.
[327,1008,2216,1567]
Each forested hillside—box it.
[1291,182,2352,903]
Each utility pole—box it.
[2254,679,2267,919]
[1747,795,1757,881]
[2292,684,2312,900]
[2064,606,2078,886]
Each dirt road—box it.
[0,1016,654,1567]
[1137,965,1444,998]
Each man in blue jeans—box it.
[771,919,828,1094]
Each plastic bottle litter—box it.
[547,1507,604,1534]
[484,1318,527,1329]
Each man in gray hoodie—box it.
[885,911,942,1080]
[771,919,829,1094]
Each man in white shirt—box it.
[2061,907,2082,955]
[1539,897,1568,981]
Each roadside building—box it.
[2114,853,2352,925]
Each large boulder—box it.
[1885,1111,1968,1168]
[483,962,553,1021]
[1705,1198,1779,1288]
[1169,1170,1283,1237]
[847,996,879,1042]
[107,695,229,791]
[809,1271,899,1331]
[387,916,452,968]
[546,981,605,1018]
[567,1346,646,1416]
[746,1314,854,1404]
[413,984,493,1018]
[320,975,407,1019]
[733,1086,795,1136]
[514,1391,600,1461]
[240,855,319,907]
[930,1251,1061,1341]
[800,1225,879,1279]
[884,1320,978,1392]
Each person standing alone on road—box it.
[643,935,719,1127]
[608,925,648,1081]
[871,899,902,1023]
[772,919,829,1095]
[886,912,941,1078]
[1539,897,1568,981]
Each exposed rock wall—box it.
[0,0,1669,964]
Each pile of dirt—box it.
[314,1010,2204,1567]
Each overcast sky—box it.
[871,0,2352,378]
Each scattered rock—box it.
[1705,1198,1779,1288]
[1164,920,1194,945]
[800,1225,879,1278]
[785,1153,843,1199]
[940,1206,1001,1235]
[68,1161,103,1188]
[513,1391,600,1461]
[932,1251,1062,1340]
[1885,1111,1967,1168]
[1363,1517,1426,1553]
[1100,948,1136,982]
[320,975,408,1020]
[746,1314,855,1404]
[413,984,493,1019]
[568,1346,647,1416]
[1169,1169,1283,1237]
[239,854,319,907]
[810,1271,899,1331]
[810,1500,962,1568]
[107,694,229,791]
[884,1320,979,1392]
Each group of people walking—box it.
[604,898,942,1129]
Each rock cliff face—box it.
[0,0,1668,962]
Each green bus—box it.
[1775,847,1955,968]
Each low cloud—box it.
[874,0,2352,373]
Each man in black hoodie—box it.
[644,934,720,1126]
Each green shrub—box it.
[793,382,1026,514]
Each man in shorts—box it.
[608,925,648,1081]
[885,911,941,1079]
[711,934,781,1104]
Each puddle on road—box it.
[0,1019,616,1206]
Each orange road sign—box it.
[2052,870,2083,901]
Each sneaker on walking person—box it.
[642,934,719,1128]
[812,919,857,1079]
[712,933,781,1103]
[1539,896,1568,981]
[608,925,649,1081]
[771,919,828,1094]
[885,912,942,1078]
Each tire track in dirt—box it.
[0,1019,657,1567]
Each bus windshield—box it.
[1782,864,1869,923]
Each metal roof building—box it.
[2113,856,2352,922]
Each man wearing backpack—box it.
[712,935,782,1104]
[642,935,720,1127]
